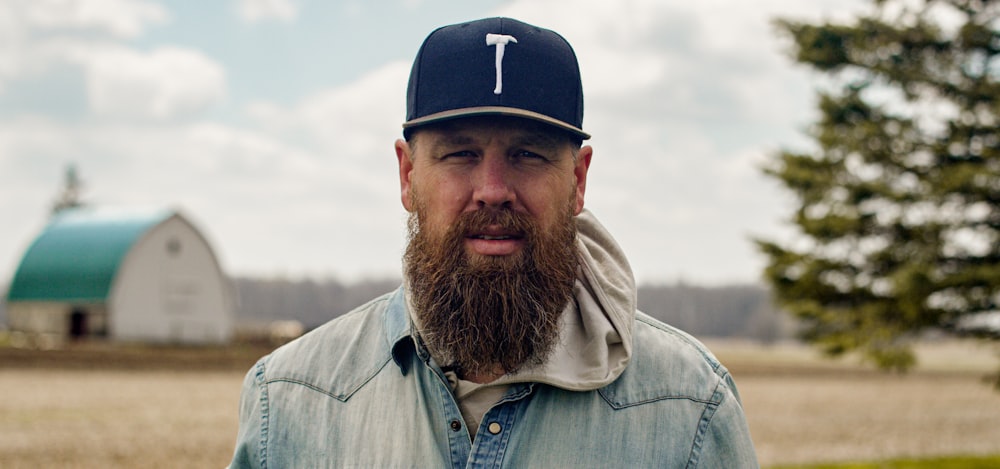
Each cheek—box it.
[411,178,465,227]
[425,175,471,211]
[527,175,578,216]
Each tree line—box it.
[230,277,792,343]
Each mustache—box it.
[453,207,535,236]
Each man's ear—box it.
[395,139,415,212]
[573,145,593,215]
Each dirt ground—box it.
[1,340,998,468]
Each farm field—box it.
[0,339,998,468]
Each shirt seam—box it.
[255,358,270,469]
[598,389,720,409]
[264,356,393,402]
[635,313,724,375]
[684,380,727,468]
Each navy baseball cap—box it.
[403,17,589,140]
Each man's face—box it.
[396,116,592,264]
[395,116,593,381]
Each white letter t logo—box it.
[486,33,517,95]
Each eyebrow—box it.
[514,129,566,149]
[432,131,564,151]
[436,134,477,147]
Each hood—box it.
[496,208,636,391]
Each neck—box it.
[459,366,505,384]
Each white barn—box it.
[6,207,234,346]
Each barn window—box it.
[167,237,182,257]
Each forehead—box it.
[410,116,578,149]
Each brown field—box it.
[712,340,1000,466]
[1,339,998,468]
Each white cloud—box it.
[400,0,426,9]
[0,0,169,93]
[84,46,227,120]
[0,4,29,92]
[0,1,225,120]
[235,0,298,24]
[16,0,168,38]
[247,60,409,175]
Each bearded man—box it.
[229,17,758,468]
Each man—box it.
[229,17,758,468]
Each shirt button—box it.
[450,420,462,432]
[487,422,502,435]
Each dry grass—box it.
[0,369,244,468]
[711,339,1000,466]
[0,339,998,468]
[741,372,1000,466]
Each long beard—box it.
[404,199,579,378]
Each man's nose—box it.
[472,156,515,209]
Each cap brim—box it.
[402,106,590,140]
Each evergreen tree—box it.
[758,0,999,373]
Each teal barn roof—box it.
[7,207,173,302]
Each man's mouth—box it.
[467,227,525,240]
[471,234,518,240]
[465,227,526,255]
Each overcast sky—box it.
[0,0,868,286]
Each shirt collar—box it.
[383,285,420,375]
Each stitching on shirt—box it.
[256,359,269,469]
[636,314,724,375]
[684,381,725,468]
[597,389,719,410]
[264,356,393,402]
[598,316,731,409]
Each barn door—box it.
[69,308,88,339]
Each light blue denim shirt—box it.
[228,286,758,468]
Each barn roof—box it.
[6,207,173,302]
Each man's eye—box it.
[514,150,547,161]
[442,150,477,159]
